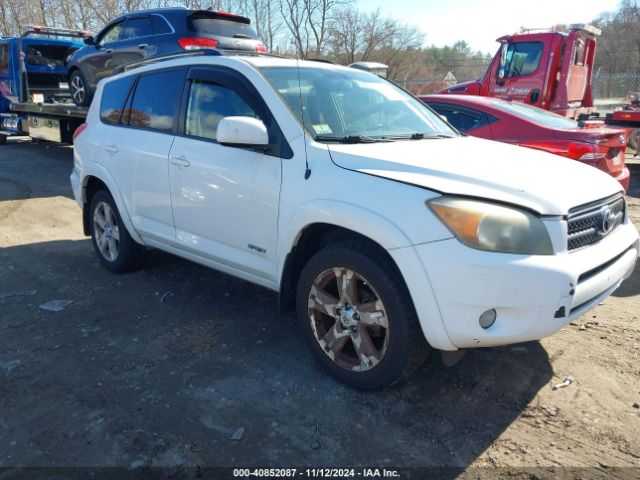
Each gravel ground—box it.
[0,139,639,479]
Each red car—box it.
[421,94,630,191]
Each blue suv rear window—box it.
[100,76,134,125]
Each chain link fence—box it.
[592,73,640,101]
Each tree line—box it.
[594,0,640,73]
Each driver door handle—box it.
[105,48,114,54]
[170,155,190,168]
[138,43,148,49]
[105,144,118,154]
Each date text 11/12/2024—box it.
[233,468,400,478]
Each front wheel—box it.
[89,190,146,273]
[296,241,429,389]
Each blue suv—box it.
[67,8,266,106]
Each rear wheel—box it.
[296,241,429,389]
[627,128,640,151]
[70,70,91,107]
[89,190,146,272]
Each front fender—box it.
[277,200,457,351]
[278,199,413,273]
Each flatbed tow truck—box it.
[0,26,88,145]
[439,24,640,149]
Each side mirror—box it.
[217,116,269,147]
[84,36,96,46]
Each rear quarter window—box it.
[100,76,134,125]
[126,69,185,132]
[151,15,172,34]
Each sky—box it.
[355,0,621,54]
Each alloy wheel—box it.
[307,267,389,371]
[93,201,120,262]
[71,74,85,105]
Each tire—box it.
[69,69,92,107]
[627,128,640,151]
[89,190,146,273]
[296,240,429,389]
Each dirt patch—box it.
[0,140,639,473]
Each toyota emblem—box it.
[600,207,615,235]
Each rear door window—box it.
[429,104,492,133]
[121,17,153,40]
[188,12,258,39]
[126,69,185,132]
[100,76,134,125]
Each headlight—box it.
[428,197,554,255]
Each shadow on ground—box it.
[0,239,553,473]
[0,139,74,202]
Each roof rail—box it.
[116,48,286,74]
[116,49,223,73]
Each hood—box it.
[327,136,623,215]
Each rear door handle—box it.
[138,44,148,49]
[170,156,190,168]
[105,48,114,54]
[105,144,118,154]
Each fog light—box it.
[479,309,497,329]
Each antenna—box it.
[296,55,311,179]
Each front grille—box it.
[567,194,625,251]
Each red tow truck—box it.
[439,24,640,149]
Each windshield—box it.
[260,66,458,141]
[494,101,579,129]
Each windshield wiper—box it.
[386,133,456,140]
[233,34,253,39]
[314,135,395,143]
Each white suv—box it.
[71,52,639,389]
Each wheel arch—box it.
[80,170,143,245]
[277,200,413,314]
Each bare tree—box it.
[278,0,309,57]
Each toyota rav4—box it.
[71,52,639,389]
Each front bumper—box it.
[408,221,638,349]
[614,166,630,192]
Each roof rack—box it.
[116,48,286,73]
[519,23,601,36]
[21,25,90,39]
